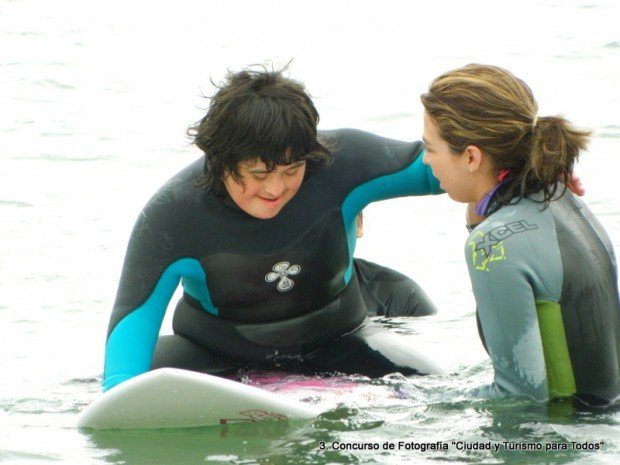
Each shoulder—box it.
[143,158,205,211]
[316,128,425,182]
[126,159,209,256]
[465,198,556,272]
[471,197,555,240]
[128,158,207,241]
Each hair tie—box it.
[531,115,539,130]
[497,169,511,182]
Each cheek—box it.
[425,153,442,173]
[287,170,306,194]
[291,174,305,191]
[243,181,264,200]
[225,176,255,202]
[427,152,445,171]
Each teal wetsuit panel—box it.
[342,152,440,282]
[103,258,210,391]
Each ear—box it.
[463,145,484,173]
[355,213,364,238]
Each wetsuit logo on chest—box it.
[265,261,301,292]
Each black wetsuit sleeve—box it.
[320,128,442,204]
[103,186,195,391]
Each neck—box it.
[474,178,502,217]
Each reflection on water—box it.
[87,421,302,465]
[81,398,620,465]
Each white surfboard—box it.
[77,368,323,429]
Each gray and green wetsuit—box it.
[103,129,443,392]
[467,190,620,407]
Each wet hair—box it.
[188,65,333,196]
[420,63,591,204]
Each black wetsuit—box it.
[103,129,443,391]
[355,258,437,317]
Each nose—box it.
[263,173,286,197]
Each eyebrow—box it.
[285,161,306,169]
[248,160,306,173]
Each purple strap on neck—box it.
[475,183,503,216]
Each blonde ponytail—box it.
[524,116,590,199]
[421,64,592,204]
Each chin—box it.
[251,208,282,220]
[447,192,468,203]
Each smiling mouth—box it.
[258,196,282,206]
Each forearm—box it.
[102,262,186,391]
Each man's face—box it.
[224,156,307,219]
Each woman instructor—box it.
[421,64,620,407]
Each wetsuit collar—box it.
[475,182,505,217]
[476,169,513,217]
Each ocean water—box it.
[1,0,619,463]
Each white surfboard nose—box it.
[77,368,322,430]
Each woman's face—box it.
[223,157,306,219]
[422,112,477,203]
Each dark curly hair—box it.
[188,65,333,196]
